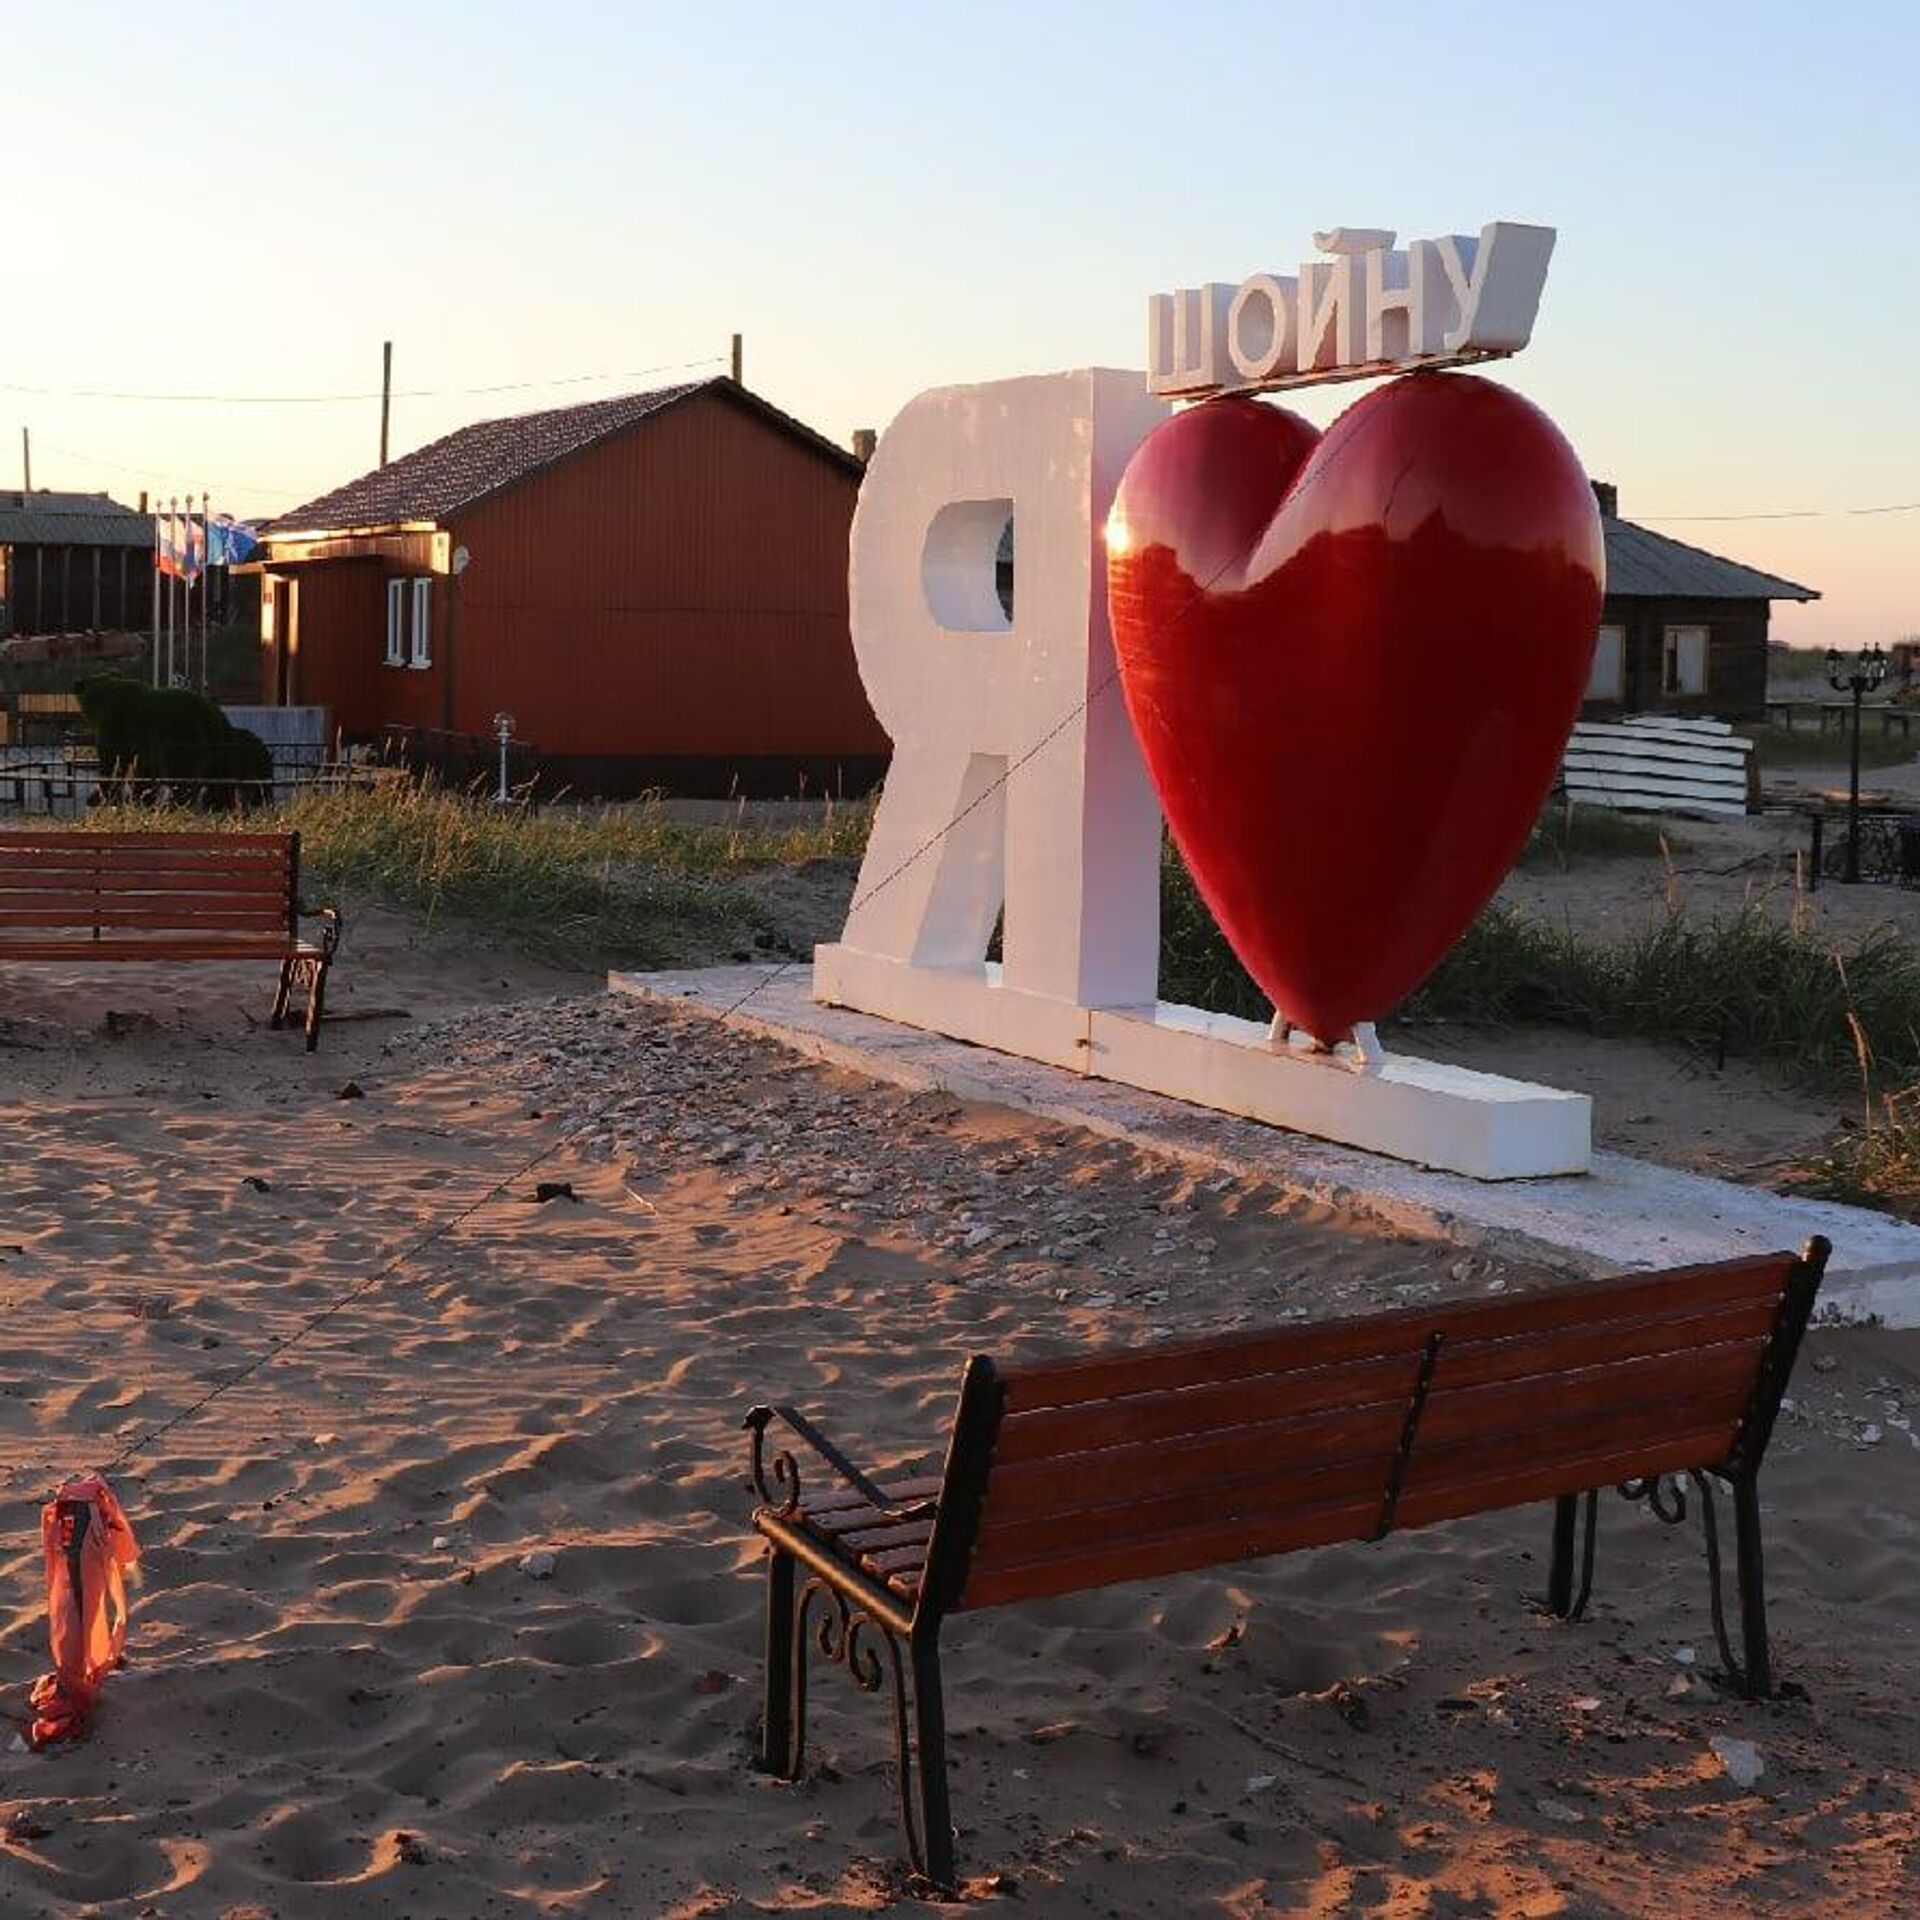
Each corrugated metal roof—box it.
[268,378,863,535]
[1604,515,1818,602]
[0,490,153,548]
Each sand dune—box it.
[1,930,1917,1915]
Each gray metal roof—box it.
[0,490,153,549]
[1603,515,1818,602]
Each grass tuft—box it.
[1515,802,1679,871]
[34,780,873,965]
[1740,723,1916,771]
[1157,834,1920,1090]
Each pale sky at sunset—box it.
[8,0,1914,647]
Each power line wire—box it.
[1638,500,1920,524]
[0,354,727,408]
[30,439,309,502]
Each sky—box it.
[6,0,1915,648]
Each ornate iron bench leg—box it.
[270,959,296,1030]
[785,1578,951,1881]
[1545,1489,1598,1620]
[909,1637,956,1892]
[303,953,330,1051]
[759,1547,799,1776]
[1730,1475,1772,1698]
[1547,1494,1578,1615]
[1624,1472,1774,1698]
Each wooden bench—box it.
[0,830,342,1049]
[744,1239,1829,1888]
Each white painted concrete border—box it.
[813,945,1590,1181]
[609,963,1920,1329]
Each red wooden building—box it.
[256,379,887,795]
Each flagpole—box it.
[150,504,162,686]
[167,499,178,686]
[199,492,210,691]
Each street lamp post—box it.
[492,710,516,806]
[1826,645,1889,884]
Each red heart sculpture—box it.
[1107,373,1603,1041]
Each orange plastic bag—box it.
[28,1473,140,1749]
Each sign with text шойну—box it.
[1149,222,1555,399]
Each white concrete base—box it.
[811,944,1088,1072]
[608,963,1920,1328]
[812,944,1590,1181]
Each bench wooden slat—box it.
[979,1334,1764,1532]
[0,938,303,961]
[0,870,291,896]
[0,898,291,918]
[831,1519,934,1556]
[1393,1421,1742,1534]
[960,1417,1739,1611]
[998,1253,1794,1414]
[0,831,290,852]
[797,1476,941,1520]
[969,1453,1393,1579]
[0,867,293,887]
[1001,1256,1791,1410]
[995,1351,1420,1464]
[987,1400,1409,1524]
[0,910,291,933]
[969,1368,1754,1586]
[961,1488,1385,1610]
[993,1296,1780,1465]
[1418,1334,1761,1445]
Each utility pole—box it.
[730,332,743,385]
[20,426,30,492]
[379,340,393,467]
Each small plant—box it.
[1740,723,1915,772]
[1516,801,1678,871]
[1786,1085,1920,1221]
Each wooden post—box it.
[731,332,743,384]
[380,340,393,467]
[20,426,29,492]
[91,548,101,631]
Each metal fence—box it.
[0,747,395,818]
[0,702,375,817]
[1805,809,1920,891]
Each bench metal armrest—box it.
[743,1403,937,1525]
[300,903,344,959]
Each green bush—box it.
[1157,833,1920,1090]
[77,674,272,796]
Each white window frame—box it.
[409,577,432,669]
[1662,623,1709,697]
[1587,623,1625,702]
[384,578,407,666]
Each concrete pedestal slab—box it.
[609,963,1920,1328]
[813,944,1591,1179]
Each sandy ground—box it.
[2,921,1918,1916]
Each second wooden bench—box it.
[0,829,342,1048]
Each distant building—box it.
[1585,482,1818,721]
[255,379,887,796]
[0,491,153,637]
